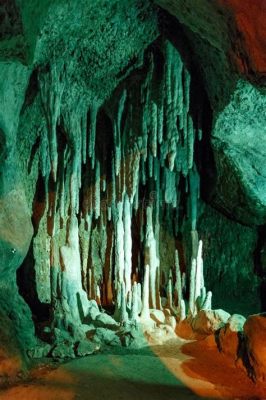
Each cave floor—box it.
[0,337,265,400]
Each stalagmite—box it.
[189,259,197,316]
[167,269,173,311]
[131,282,140,323]
[141,264,150,321]
[123,195,132,296]
[120,281,128,325]
[202,291,212,310]
[59,216,90,323]
[115,202,125,284]
[174,250,183,310]
[180,299,186,321]
[195,240,203,304]
[145,206,159,309]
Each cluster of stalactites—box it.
[37,39,204,317]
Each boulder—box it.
[244,313,266,382]
[94,313,119,330]
[86,300,101,322]
[165,315,177,331]
[219,314,246,359]
[176,319,196,340]
[120,327,148,349]
[192,309,230,335]
[94,328,121,347]
[146,324,176,345]
[76,340,99,357]
[51,342,76,359]
[27,343,52,359]
[150,309,165,325]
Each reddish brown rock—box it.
[192,309,230,336]
[219,0,266,81]
[219,314,246,359]
[244,313,266,382]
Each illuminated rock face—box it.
[0,0,265,383]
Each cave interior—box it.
[0,0,266,398]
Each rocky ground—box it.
[0,335,265,400]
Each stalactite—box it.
[189,164,200,231]
[174,250,182,310]
[39,62,65,181]
[31,36,208,348]
[94,160,101,220]
[88,103,98,169]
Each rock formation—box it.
[0,0,265,386]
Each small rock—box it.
[27,343,52,359]
[219,314,246,359]
[94,328,121,346]
[146,325,176,345]
[150,309,165,325]
[51,342,76,359]
[81,323,95,333]
[94,313,119,330]
[165,315,177,331]
[203,334,217,348]
[176,319,196,340]
[192,309,230,335]
[53,327,72,342]
[120,327,148,349]
[86,300,101,321]
[227,314,246,332]
[76,340,99,356]
[163,309,172,317]
[161,297,167,307]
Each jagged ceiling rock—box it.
[1,0,158,104]
[219,0,266,83]
[156,0,266,225]
[156,0,266,88]
[0,0,27,62]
